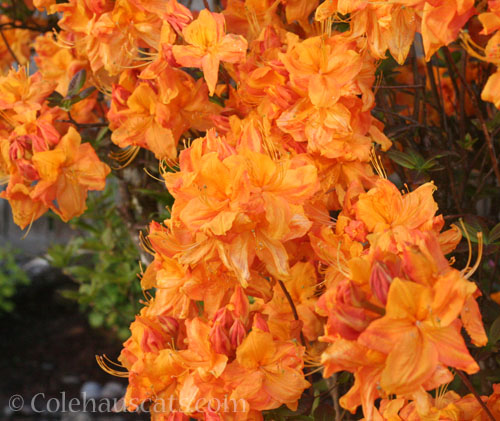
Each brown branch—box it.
[412,44,424,124]
[0,29,19,65]
[56,119,108,128]
[203,0,211,10]
[373,107,426,127]
[325,375,341,421]
[377,84,425,89]
[424,55,463,212]
[443,47,500,187]
[456,371,496,421]
[0,22,53,32]
[277,279,307,347]
[425,59,445,120]
[56,111,108,128]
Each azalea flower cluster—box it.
[0,67,109,228]
[1,0,500,420]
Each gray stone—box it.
[100,381,125,399]
[61,411,92,421]
[62,375,81,385]
[80,381,102,401]
[22,257,50,277]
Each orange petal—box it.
[461,295,488,347]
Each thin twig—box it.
[0,29,19,65]
[443,47,500,187]
[203,0,211,10]
[57,111,108,128]
[377,84,425,89]
[56,119,108,128]
[424,54,463,212]
[373,107,426,126]
[277,280,307,347]
[412,44,423,124]
[326,375,341,421]
[456,371,496,421]
[0,22,53,32]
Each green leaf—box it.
[458,133,478,151]
[71,87,96,104]
[67,69,87,98]
[387,149,442,173]
[60,98,73,112]
[95,127,109,146]
[459,221,484,245]
[489,316,500,346]
[489,223,500,244]
[313,404,335,421]
[47,91,64,108]
[387,149,419,169]
[101,227,114,248]
[486,111,500,131]
[208,95,225,106]
[89,311,104,328]
[338,371,352,384]
[59,290,81,300]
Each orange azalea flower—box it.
[461,293,488,347]
[222,327,310,411]
[222,0,283,41]
[0,174,48,229]
[33,0,57,13]
[142,256,198,320]
[163,130,319,283]
[143,224,273,321]
[172,9,248,95]
[109,81,177,159]
[277,97,389,162]
[355,179,438,234]
[316,279,381,341]
[421,0,476,60]
[0,134,10,180]
[108,67,218,159]
[34,33,87,96]
[378,383,500,420]
[310,223,364,287]
[274,34,391,178]
[280,35,364,108]
[57,0,165,77]
[481,67,500,109]
[31,127,110,221]
[0,68,56,116]
[346,178,461,254]
[0,16,36,72]
[281,0,319,28]
[179,318,228,379]
[321,339,386,420]
[479,0,500,35]
[358,276,479,396]
[314,1,419,65]
[492,291,500,306]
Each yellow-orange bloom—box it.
[223,328,310,411]
[359,276,479,395]
[31,127,110,221]
[172,9,248,95]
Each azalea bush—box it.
[3,0,500,420]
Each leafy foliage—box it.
[0,245,29,312]
[48,179,142,340]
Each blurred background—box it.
[0,188,147,421]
